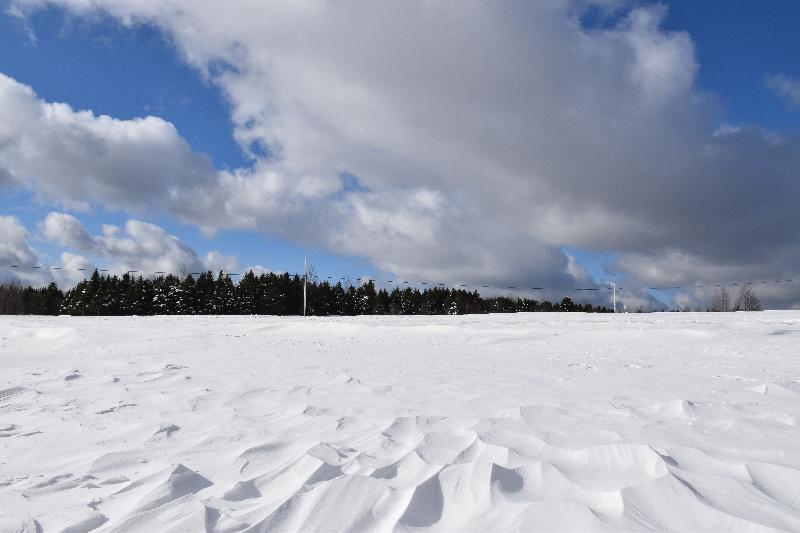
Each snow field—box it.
[1,312,799,531]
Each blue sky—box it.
[0,6,381,280]
[662,0,800,131]
[1,1,799,309]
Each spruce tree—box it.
[179,275,198,314]
[237,271,260,314]
[215,271,237,314]
[357,281,377,315]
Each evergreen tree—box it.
[179,275,198,314]
[215,271,237,314]
[374,288,391,314]
[330,282,346,316]
[195,272,216,314]
[357,281,377,315]
[153,275,181,315]
[343,285,359,315]
[236,271,260,314]
[315,281,334,315]
[43,283,63,315]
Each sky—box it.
[0,0,799,310]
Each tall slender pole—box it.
[612,274,617,313]
[303,257,307,317]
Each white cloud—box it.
[3,1,800,306]
[767,73,800,107]
[0,215,91,287]
[203,250,240,274]
[38,212,246,278]
[56,251,96,287]
[0,73,220,214]
[93,220,203,274]
[40,211,97,251]
[0,215,37,269]
[4,212,253,287]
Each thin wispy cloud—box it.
[767,73,800,107]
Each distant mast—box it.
[303,257,307,317]
[612,274,617,313]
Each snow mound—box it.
[1,312,800,531]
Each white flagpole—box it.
[612,274,617,313]
[303,257,307,317]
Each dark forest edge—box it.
[0,270,613,316]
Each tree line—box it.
[0,282,63,315]
[709,285,762,312]
[0,270,613,316]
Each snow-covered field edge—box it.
[1,312,799,531]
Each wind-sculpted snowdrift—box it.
[1,313,799,531]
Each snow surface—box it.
[1,312,800,532]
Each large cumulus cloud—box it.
[4,1,800,308]
[0,73,221,213]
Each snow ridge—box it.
[1,313,799,531]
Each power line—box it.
[2,263,622,292]
[2,263,796,295]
